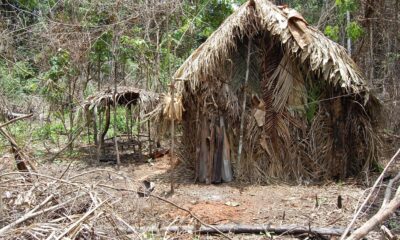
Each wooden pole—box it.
[346,10,352,56]
[148,120,152,157]
[112,23,120,167]
[167,14,175,194]
[237,38,252,176]
[137,104,142,158]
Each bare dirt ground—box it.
[1,147,399,239]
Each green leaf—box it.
[324,25,340,42]
[346,21,364,41]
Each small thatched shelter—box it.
[83,87,158,110]
[83,87,159,160]
[161,0,381,183]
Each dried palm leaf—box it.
[163,94,184,121]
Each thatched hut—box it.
[83,87,159,160]
[161,0,381,183]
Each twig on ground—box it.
[54,197,109,240]
[0,172,81,187]
[59,159,76,179]
[0,194,55,236]
[113,214,142,240]
[0,193,85,236]
[68,169,128,181]
[380,225,397,240]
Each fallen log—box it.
[136,224,348,237]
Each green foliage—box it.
[387,52,400,62]
[306,93,319,123]
[324,25,340,42]
[90,31,113,62]
[346,21,364,41]
[305,80,323,123]
[109,107,129,135]
[120,33,149,62]
[47,49,71,81]
[41,49,75,109]
[7,121,32,146]
[195,0,234,41]
[388,220,400,230]
[33,122,65,143]
[335,0,357,13]
[321,0,365,43]
[290,0,325,24]
[0,61,39,104]
[9,0,56,11]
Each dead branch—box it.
[382,171,400,207]
[347,187,400,240]
[341,148,400,239]
[0,193,85,236]
[138,223,347,236]
[381,225,397,240]
[5,193,55,234]
[0,114,33,129]
[0,172,81,187]
[54,198,109,240]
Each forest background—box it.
[0,0,399,157]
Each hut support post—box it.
[113,97,120,166]
[96,108,103,161]
[148,120,152,157]
[237,38,252,175]
[137,104,142,158]
[93,107,98,147]
[85,109,93,161]
[126,105,130,140]
[98,105,110,159]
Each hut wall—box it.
[179,37,379,184]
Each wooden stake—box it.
[137,104,142,158]
[148,120,152,157]
[237,38,252,175]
